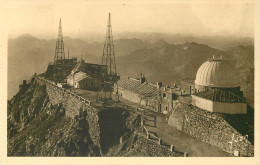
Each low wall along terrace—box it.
[35,76,101,150]
[168,103,254,157]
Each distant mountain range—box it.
[115,32,253,51]
[78,32,253,51]
[8,34,254,106]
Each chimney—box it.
[23,80,27,85]
[140,73,146,83]
[157,82,162,89]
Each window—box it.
[91,81,94,86]
[172,93,176,100]
[165,105,168,111]
[163,93,167,98]
[85,82,88,86]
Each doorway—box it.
[158,103,161,113]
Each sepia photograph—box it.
[0,0,259,164]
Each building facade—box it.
[67,71,100,90]
[155,85,178,114]
[66,59,108,90]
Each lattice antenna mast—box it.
[54,18,65,65]
[101,13,117,77]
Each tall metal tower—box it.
[97,13,119,102]
[101,13,117,77]
[54,18,65,65]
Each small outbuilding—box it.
[67,71,100,90]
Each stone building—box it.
[116,74,157,105]
[156,84,178,114]
[66,59,108,90]
[67,71,100,90]
[116,74,178,114]
[192,56,247,114]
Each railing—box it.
[195,88,247,103]
[120,104,186,156]
[35,76,92,106]
[117,99,187,156]
[140,113,187,157]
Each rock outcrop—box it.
[8,79,101,156]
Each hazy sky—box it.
[2,0,255,39]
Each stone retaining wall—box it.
[35,76,101,150]
[168,103,254,157]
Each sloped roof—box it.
[71,60,107,78]
[67,71,90,82]
[71,61,83,73]
[117,76,157,99]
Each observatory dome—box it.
[195,58,240,88]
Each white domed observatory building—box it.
[191,56,247,114]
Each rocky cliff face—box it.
[8,78,101,156]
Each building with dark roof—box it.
[71,59,107,78]
[66,59,106,90]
